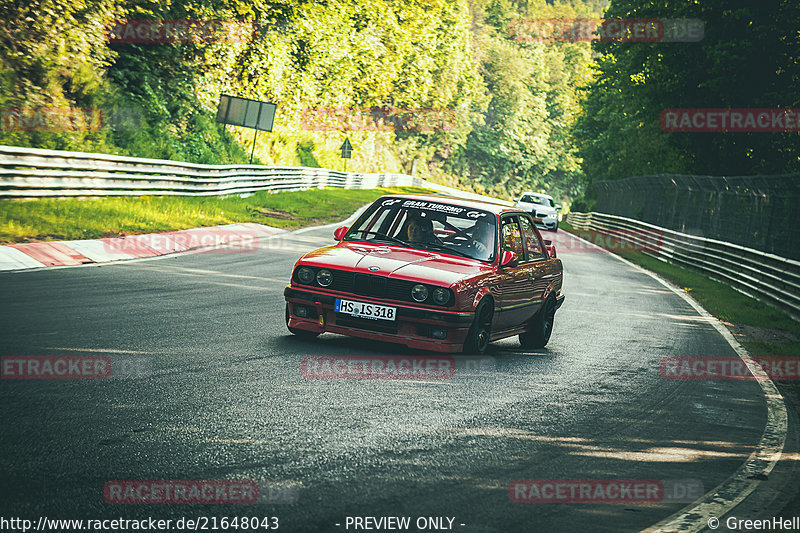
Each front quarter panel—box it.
[451,276,492,313]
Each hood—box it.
[297,242,492,286]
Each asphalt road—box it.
[0,222,775,532]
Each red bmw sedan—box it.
[284,194,564,354]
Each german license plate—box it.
[335,299,396,321]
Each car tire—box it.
[519,295,556,349]
[463,299,493,354]
[285,304,320,338]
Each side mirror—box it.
[333,226,348,241]
[555,204,562,211]
[543,239,556,258]
[500,250,518,268]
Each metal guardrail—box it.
[592,173,800,261]
[0,145,512,205]
[567,211,800,318]
[0,145,413,196]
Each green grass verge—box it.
[0,187,433,244]
[560,220,800,358]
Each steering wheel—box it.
[468,240,489,255]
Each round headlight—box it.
[432,287,450,305]
[297,267,315,284]
[316,269,333,287]
[411,284,429,302]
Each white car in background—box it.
[515,192,561,231]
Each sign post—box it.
[215,94,277,164]
[340,137,353,172]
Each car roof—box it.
[379,193,523,216]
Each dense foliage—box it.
[0,0,603,202]
[575,0,800,187]
[3,0,797,206]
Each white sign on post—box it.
[216,95,277,163]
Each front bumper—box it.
[534,217,558,230]
[284,286,475,353]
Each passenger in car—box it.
[469,219,494,260]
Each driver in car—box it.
[406,215,438,244]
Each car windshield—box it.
[520,194,553,207]
[345,198,497,262]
